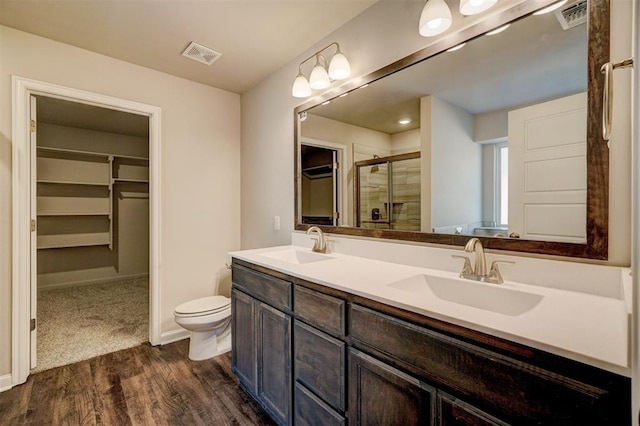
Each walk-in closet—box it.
[33,95,150,371]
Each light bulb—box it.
[291,74,311,98]
[309,57,330,90]
[328,51,351,80]
[460,0,497,16]
[427,18,443,29]
[419,0,452,37]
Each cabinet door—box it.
[231,289,257,394]
[258,302,292,425]
[349,349,435,426]
[438,393,509,426]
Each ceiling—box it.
[0,0,377,94]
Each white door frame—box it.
[11,76,162,386]
[300,137,349,227]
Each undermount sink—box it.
[259,249,334,265]
[388,274,543,316]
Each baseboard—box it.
[160,328,190,345]
[37,273,150,292]
[0,374,13,393]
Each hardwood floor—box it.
[0,340,275,425]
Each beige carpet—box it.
[34,276,149,373]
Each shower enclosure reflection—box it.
[355,152,421,231]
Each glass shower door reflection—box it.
[390,157,421,231]
[358,162,389,229]
[355,152,420,231]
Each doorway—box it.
[32,95,150,371]
[12,77,161,385]
[299,138,347,227]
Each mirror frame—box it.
[294,0,610,260]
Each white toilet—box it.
[174,295,232,361]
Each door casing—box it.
[11,76,162,386]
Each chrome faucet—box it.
[452,237,514,284]
[306,226,327,253]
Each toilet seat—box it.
[174,296,230,318]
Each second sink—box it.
[388,274,543,316]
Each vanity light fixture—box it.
[291,42,351,98]
[419,0,452,37]
[533,0,568,15]
[459,0,498,16]
[486,23,510,35]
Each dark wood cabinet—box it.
[349,348,436,426]
[257,303,292,425]
[437,393,508,426]
[231,289,257,393]
[294,383,346,426]
[231,265,293,426]
[294,320,345,411]
[231,259,630,426]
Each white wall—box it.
[428,96,483,230]
[391,128,421,154]
[0,25,241,376]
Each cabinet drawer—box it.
[232,264,292,311]
[294,285,345,336]
[294,321,346,411]
[294,383,345,426]
[438,392,508,426]
[350,304,616,423]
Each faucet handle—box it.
[488,260,515,284]
[452,255,473,275]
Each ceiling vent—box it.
[555,0,587,30]
[181,41,222,66]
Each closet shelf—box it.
[37,213,111,217]
[37,233,111,250]
[113,178,149,184]
[38,146,149,161]
[37,179,110,186]
[37,146,110,158]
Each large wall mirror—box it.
[295,0,610,259]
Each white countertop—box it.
[229,244,631,377]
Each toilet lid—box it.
[175,296,230,315]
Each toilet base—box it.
[187,319,231,361]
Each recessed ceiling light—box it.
[447,43,466,52]
[486,24,510,36]
[339,93,348,98]
[360,84,369,89]
[398,119,411,125]
[321,100,331,106]
[533,0,568,15]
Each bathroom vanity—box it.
[229,248,630,426]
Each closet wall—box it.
[36,96,149,289]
